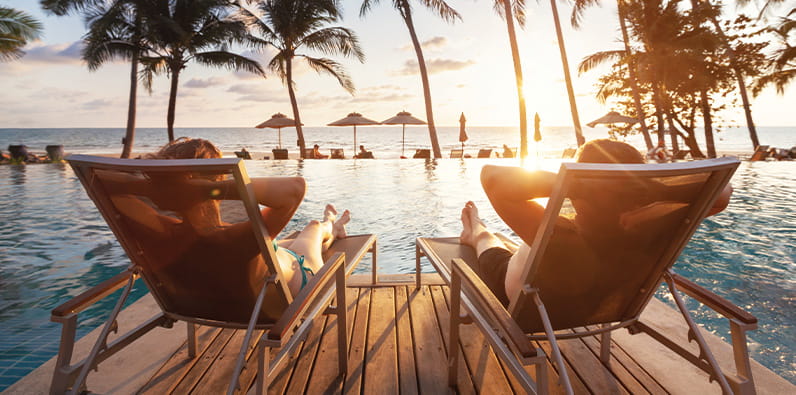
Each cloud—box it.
[401,36,448,51]
[184,77,227,88]
[394,58,475,76]
[82,98,116,110]
[350,93,414,103]
[23,41,84,64]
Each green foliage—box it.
[0,6,43,61]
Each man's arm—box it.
[480,165,558,245]
[707,184,732,217]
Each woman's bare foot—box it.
[323,204,338,222]
[332,210,350,240]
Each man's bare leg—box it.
[459,201,508,256]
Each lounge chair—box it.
[234,150,252,160]
[53,155,377,395]
[416,158,758,394]
[356,151,374,159]
[271,148,288,160]
[750,145,769,161]
[672,149,691,160]
[477,149,492,158]
[450,149,464,158]
[413,149,431,159]
[561,147,577,159]
[330,148,345,159]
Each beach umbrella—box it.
[586,111,638,128]
[534,112,542,142]
[382,111,426,158]
[255,112,301,149]
[328,112,380,152]
[458,112,468,151]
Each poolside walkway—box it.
[5,274,794,394]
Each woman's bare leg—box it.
[459,201,507,256]
[284,204,349,272]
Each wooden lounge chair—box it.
[330,148,345,159]
[271,148,288,160]
[477,148,493,158]
[450,149,464,158]
[53,155,377,395]
[417,158,759,394]
[234,150,252,160]
[750,145,769,161]
[561,147,577,159]
[413,149,431,159]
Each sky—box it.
[1,0,794,128]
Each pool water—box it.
[0,158,793,390]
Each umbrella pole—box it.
[354,125,357,153]
[402,125,406,157]
[278,129,282,149]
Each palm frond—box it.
[417,0,461,23]
[578,50,625,74]
[138,55,169,92]
[194,50,266,77]
[300,27,364,62]
[752,68,795,96]
[302,56,354,93]
[570,0,601,29]
[359,0,382,17]
[40,0,104,16]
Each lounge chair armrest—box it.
[268,252,346,342]
[450,258,537,359]
[670,272,757,325]
[51,270,136,318]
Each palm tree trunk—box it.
[121,51,138,158]
[651,84,667,148]
[549,0,584,147]
[400,1,442,159]
[286,59,306,158]
[167,65,179,143]
[617,0,653,150]
[705,9,759,149]
[666,113,680,153]
[700,90,716,157]
[501,0,529,159]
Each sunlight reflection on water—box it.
[0,158,793,388]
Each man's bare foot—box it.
[332,210,350,240]
[460,202,476,247]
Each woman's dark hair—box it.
[575,139,644,164]
[147,137,221,160]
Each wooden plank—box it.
[394,286,419,395]
[194,328,260,394]
[575,327,664,394]
[343,287,371,394]
[431,285,502,394]
[304,294,347,394]
[138,325,221,394]
[170,328,236,393]
[409,285,456,394]
[536,340,592,395]
[549,334,630,395]
[346,273,446,287]
[363,287,399,393]
[282,313,326,393]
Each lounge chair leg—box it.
[447,271,463,388]
[371,241,378,285]
[665,273,733,394]
[256,342,269,395]
[531,290,574,395]
[50,314,78,395]
[729,319,756,394]
[415,243,422,290]
[336,265,349,375]
[535,352,549,395]
[187,322,197,359]
[600,325,611,365]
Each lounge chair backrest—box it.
[477,149,492,158]
[509,158,739,333]
[330,148,345,159]
[67,155,291,326]
[750,145,769,161]
[450,149,463,158]
[272,149,288,160]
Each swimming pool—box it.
[0,158,793,390]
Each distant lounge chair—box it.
[55,155,377,394]
[450,149,463,158]
[502,147,516,158]
[271,148,288,160]
[413,149,431,159]
[672,150,691,160]
[234,150,252,160]
[355,151,374,159]
[330,148,345,159]
[750,145,769,161]
[477,149,492,158]
[417,158,758,394]
[561,147,577,159]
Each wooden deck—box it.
[128,274,712,394]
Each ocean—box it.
[0,126,793,158]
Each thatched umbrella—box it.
[382,111,426,157]
[586,111,638,128]
[458,113,468,151]
[328,112,380,152]
[255,113,301,148]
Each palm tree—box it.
[239,0,364,158]
[548,0,585,146]
[752,7,795,96]
[0,6,43,61]
[81,0,149,158]
[493,0,529,159]
[359,0,460,159]
[139,0,265,142]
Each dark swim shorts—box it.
[476,247,513,306]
